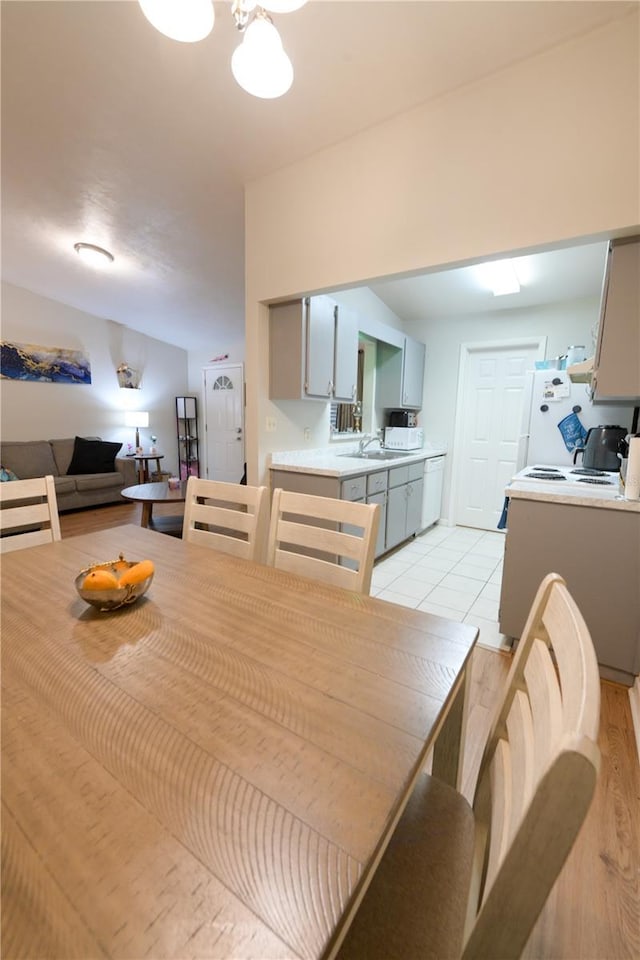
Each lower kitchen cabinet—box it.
[270,459,426,560]
[499,497,640,685]
[385,462,424,551]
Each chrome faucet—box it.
[358,429,384,455]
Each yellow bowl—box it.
[75,555,154,611]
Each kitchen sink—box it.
[338,450,412,461]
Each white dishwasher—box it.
[421,456,445,530]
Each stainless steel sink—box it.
[338,450,412,461]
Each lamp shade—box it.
[138,0,214,42]
[231,16,293,99]
[125,411,150,429]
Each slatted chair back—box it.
[0,475,62,553]
[182,477,269,564]
[336,572,601,960]
[462,571,601,958]
[267,488,380,594]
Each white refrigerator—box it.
[517,370,633,468]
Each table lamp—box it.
[125,411,149,453]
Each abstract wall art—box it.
[0,341,92,385]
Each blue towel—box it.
[497,496,509,530]
[557,411,587,453]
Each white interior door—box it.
[454,340,543,530]
[203,364,245,483]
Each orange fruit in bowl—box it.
[118,559,154,586]
[82,569,119,591]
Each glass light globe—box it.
[261,0,308,12]
[231,17,293,99]
[138,0,214,42]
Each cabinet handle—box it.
[351,385,356,400]
[328,380,334,396]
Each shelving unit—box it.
[176,396,200,480]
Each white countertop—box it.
[506,478,640,513]
[269,443,447,478]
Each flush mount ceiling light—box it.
[477,259,521,296]
[138,0,305,98]
[73,242,115,268]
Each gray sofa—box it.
[0,438,138,512]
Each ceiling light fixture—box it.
[477,259,521,296]
[138,0,304,98]
[73,242,115,268]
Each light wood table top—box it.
[1,524,478,960]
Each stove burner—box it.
[570,468,607,477]
[576,477,615,486]
[525,472,567,480]
[532,466,564,473]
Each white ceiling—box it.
[1,1,633,350]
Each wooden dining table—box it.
[1,524,478,960]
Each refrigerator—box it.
[516,370,633,469]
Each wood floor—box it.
[60,504,640,959]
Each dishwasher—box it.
[421,456,445,530]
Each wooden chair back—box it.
[182,477,269,563]
[335,572,601,960]
[0,475,62,553]
[267,488,380,594]
[462,572,601,958]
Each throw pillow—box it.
[0,466,19,482]
[67,437,122,475]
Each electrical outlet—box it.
[266,416,277,433]
[304,427,311,441]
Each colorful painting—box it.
[0,341,91,385]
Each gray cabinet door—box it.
[405,477,423,536]
[333,305,359,402]
[305,296,336,398]
[592,238,640,402]
[401,336,426,408]
[386,484,407,550]
[367,491,387,557]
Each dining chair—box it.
[182,476,269,563]
[0,475,62,553]
[267,488,380,594]
[336,572,601,960]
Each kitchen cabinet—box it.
[376,335,426,410]
[385,462,424,551]
[499,497,640,685]
[270,457,426,559]
[592,236,640,402]
[269,296,358,402]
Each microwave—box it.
[388,409,418,427]
[384,427,424,450]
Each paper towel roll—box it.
[624,436,640,500]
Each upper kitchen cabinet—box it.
[269,296,358,402]
[376,334,426,409]
[591,236,640,403]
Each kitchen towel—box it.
[557,411,587,453]
[624,436,640,500]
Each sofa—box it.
[0,437,138,512]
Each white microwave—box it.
[384,427,424,450]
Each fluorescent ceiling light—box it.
[477,259,521,296]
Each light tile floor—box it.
[371,524,512,652]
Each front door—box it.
[454,340,543,530]
[203,364,245,483]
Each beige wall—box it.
[245,12,640,484]
[1,282,188,473]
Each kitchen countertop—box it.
[506,477,640,513]
[269,443,447,478]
